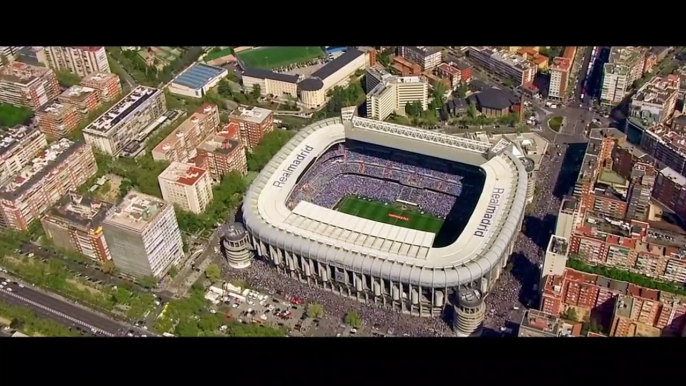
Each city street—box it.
[0,273,155,337]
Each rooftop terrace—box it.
[47,192,113,229]
[105,191,168,232]
[0,62,51,85]
[59,85,97,103]
[0,125,38,158]
[229,105,272,125]
[84,86,160,134]
[159,162,208,186]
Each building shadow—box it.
[552,142,587,198]
[521,214,557,250]
[508,252,540,308]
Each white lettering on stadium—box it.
[272,145,314,188]
[473,188,505,237]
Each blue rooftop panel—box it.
[173,63,226,90]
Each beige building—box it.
[0,62,61,110]
[0,126,48,185]
[399,46,442,70]
[549,57,571,100]
[366,73,429,121]
[83,86,167,156]
[80,72,122,103]
[241,68,299,98]
[297,49,369,109]
[159,162,213,214]
[40,46,111,77]
[102,191,183,279]
[152,103,220,163]
[196,123,248,182]
[0,139,97,231]
[628,75,680,126]
[467,46,537,86]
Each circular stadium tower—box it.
[242,116,528,318]
[221,223,252,269]
[297,77,325,109]
[520,157,536,203]
[454,287,486,337]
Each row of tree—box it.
[0,103,33,128]
[0,300,81,337]
[312,82,365,120]
[246,129,296,172]
[567,257,686,296]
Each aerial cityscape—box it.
[0,45,685,337]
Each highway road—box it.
[0,276,156,337]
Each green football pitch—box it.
[237,47,325,69]
[335,196,444,233]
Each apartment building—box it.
[80,72,122,103]
[195,123,247,182]
[0,139,97,231]
[102,191,183,279]
[391,56,422,77]
[399,46,442,70]
[0,46,23,62]
[35,100,80,138]
[518,309,582,337]
[228,106,273,149]
[600,47,646,107]
[652,167,686,222]
[548,57,572,100]
[541,235,570,289]
[158,162,213,214]
[467,46,537,86]
[516,47,549,71]
[0,62,61,110]
[40,47,111,77]
[0,126,47,185]
[638,123,686,176]
[241,68,299,98]
[628,75,680,126]
[540,267,686,336]
[40,193,113,262]
[83,86,167,156]
[435,63,461,88]
[57,85,100,119]
[151,103,219,163]
[366,75,429,121]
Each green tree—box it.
[205,263,221,282]
[454,82,468,98]
[0,103,34,127]
[56,71,81,87]
[306,303,325,318]
[431,81,447,109]
[344,311,362,328]
[218,80,233,98]
[251,84,262,100]
[102,261,116,275]
[0,54,8,66]
[168,265,179,278]
[468,100,478,119]
[564,308,578,322]
[404,100,423,118]
[138,276,158,289]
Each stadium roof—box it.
[297,77,324,91]
[171,63,227,90]
[242,67,299,84]
[310,49,365,81]
[243,117,528,288]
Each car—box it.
[0,285,4,290]
[1,281,6,286]
[6,288,11,292]
[232,303,239,308]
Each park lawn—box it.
[335,196,444,234]
[238,47,325,69]
[549,116,564,132]
[0,103,33,127]
[205,48,234,62]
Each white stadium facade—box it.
[242,115,528,318]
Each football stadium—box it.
[243,116,528,317]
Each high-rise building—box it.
[195,122,247,182]
[35,100,80,138]
[158,162,214,214]
[0,62,60,110]
[652,167,686,222]
[366,72,429,121]
[0,126,48,185]
[80,72,122,103]
[228,106,274,149]
[518,309,582,337]
[0,139,97,231]
[83,86,167,156]
[102,191,183,278]
[40,47,111,77]
[152,103,219,163]
[548,57,571,100]
[41,193,113,262]
[600,47,646,107]
[628,75,680,127]
[399,46,442,70]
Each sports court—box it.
[335,196,444,234]
[237,47,325,69]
